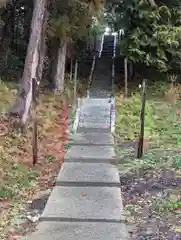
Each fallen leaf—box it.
[8,235,20,240]
[82,192,87,197]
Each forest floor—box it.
[0,79,87,240]
[115,81,181,240]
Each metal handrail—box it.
[110,35,116,132]
[87,55,96,98]
[112,34,116,95]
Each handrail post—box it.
[112,34,116,95]
[137,79,147,158]
[73,59,78,111]
[110,35,116,129]
[87,56,96,98]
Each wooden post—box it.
[32,78,39,165]
[137,79,147,158]
[124,57,128,97]
[70,58,73,82]
[73,59,78,111]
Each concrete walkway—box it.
[27,54,127,239]
[27,100,127,240]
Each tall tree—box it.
[49,0,105,92]
[9,0,48,124]
[110,0,181,75]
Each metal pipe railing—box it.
[110,35,116,132]
[87,55,96,98]
[111,34,116,95]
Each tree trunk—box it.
[70,58,73,82]
[36,8,47,82]
[53,40,67,93]
[36,32,46,83]
[9,0,47,124]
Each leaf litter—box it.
[0,87,69,239]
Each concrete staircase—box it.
[89,35,115,98]
[101,35,114,57]
[26,35,127,240]
[77,99,112,133]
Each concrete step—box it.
[27,160,126,239]
[79,111,111,119]
[78,121,110,129]
[77,127,111,133]
[56,162,120,183]
[79,113,110,119]
[103,47,114,50]
[103,47,114,49]
[101,51,113,54]
[78,115,110,124]
[78,109,111,129]
[64,157,116,164]
[89,90,112,98]
[80,98,111,106]
[40,186,123,220]
[27,221,127,240]
[65,145,115,160]
[69,132,114,145]
[102,48,113,51]
[79,107,111,118]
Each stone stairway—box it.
[89,58,112,98]
[77,98,111,132]
[101,35,114,57]
[27,37,127,240]
[27,101,127,240]
[89,35,115,98]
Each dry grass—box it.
[0,77,87,239]
[164,86,180,105]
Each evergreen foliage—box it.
[110,0,181,73]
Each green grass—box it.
[116,82,181,146]
[115,81,181,174]
[117,149,181,176]
[0,80,16,113]
[153,198,181,213]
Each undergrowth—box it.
[115,81,181,238]
[0,77,86,239]
[116,81,181,219]
[116,82,181,146]
[116,81,181,172]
